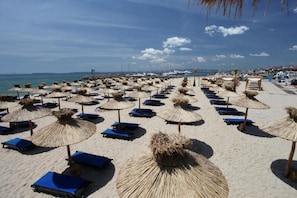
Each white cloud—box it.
[216,54,226,58]
[163,37,191,48]
[230,54,244,59]
[205,25,249,37]
[197,56,206,62]
[289,45,297,50]
[179,47,192,51]
[250,52,270,57]
[294,7,297,13]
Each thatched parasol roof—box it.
[170,93,198,104]
[158,98,202,123]
[100,93,134,110]
[259,107,297,178]
[31,108,96,148]
[116,132,228,198]
[229,90,270,109]
[260,107,297,142]
[191,0,290,18]
[1,99,51,122]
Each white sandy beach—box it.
[0,77,297,198]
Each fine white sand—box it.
[0,77,296,198]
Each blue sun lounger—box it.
[101,128,133,140]
[143,99,163,106]
[71,151,112,168]
[129,108,156,118]
[209,99,229,105]
[31,171,90,198]
[0,125,11,133]
[112,122,139,130]
[223,118,253,125]
[152,94,167,99]
[77,113,99,120]
[2,138,36,152]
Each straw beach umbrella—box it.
[116,132,228,198]
[46,89,69,110]
[157,98,202,133]
[230,90,270,131]
[216,86,240,108]
[100,92,134,123]
[260,107,297,178]
[128,87,150,109]
[0,94,19,113]
[31,108,96,163]
[67,89,96,114]
[1,99,51,135]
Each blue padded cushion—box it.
[71,151,111,168]
[32,171,88,195]
[2,138,34,149]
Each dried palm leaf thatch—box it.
[101,92,135,110]
[260,107,297,142]
[171,94,198,104]
[230,91,269,109]
[1,99,51,122]
[32,108,96,148]
[259,107,297,178]
[178,87,188,94]
[189,0,290,18]
[116,132,228,198]
[157,99,202,124]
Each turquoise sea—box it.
[0,73,90,95]
[0,70,216,95]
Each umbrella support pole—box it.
[67,145,72,165]
[239,108,249,131]
[178,122,181,134]
[29,120,33,136]
[81,105,84,114]
[118,110,121,123]
[285,141,296,177]
[58,98,61,110]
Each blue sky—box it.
[0,0,296,74]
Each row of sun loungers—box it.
[201,87,253,126]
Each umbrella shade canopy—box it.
[100,93,134,110]
[0,101,19,110]
[157,98,202,133]
[158,106,202,123]
[158,98,202,123]
[116,132,228,198]
[259,107,297,177]
[229,91,269,131]
[67,95,95,104]
[1,99,51,122]
[229,91,269,109]
[128,91,150,99]
[216,89,239,98]
[46,91,69,98]
[170,93,198,104]
[31,108,96,163]
[31,108,96,147]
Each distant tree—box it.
[189,0,291,18]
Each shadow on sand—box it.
[188,138,213,159]
[270,159,297,190]
[236,125,275,138]
[62,162,115,197]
